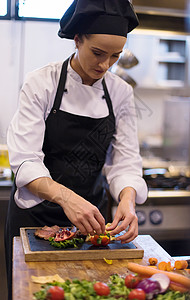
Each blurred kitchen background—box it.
[0,1,190,298]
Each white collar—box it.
[67,57,105,90]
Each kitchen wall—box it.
[0,20,75,144]
[0,20,188,149]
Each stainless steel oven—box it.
[136,190,190,256]
[138,165,190,256]
[111,167,190,256]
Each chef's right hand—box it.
[58,189,106,236]
[26,177,105,236]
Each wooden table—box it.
[12,235,174,300]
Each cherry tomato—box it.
[93,282,110,296]
[128,288,146,300]
[125,274,140,288]
[90,235,100,246]
[101,236,110,246]
[46,285,64,300]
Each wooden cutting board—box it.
[20,227,144,261]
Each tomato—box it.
[101,236,110,246]
[128,288,146,300]
[90,233,110,247]
[125,274,140,288]
[46,285,64,300]
[93,282,110,296]
[90,235,100,246]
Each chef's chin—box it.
[92,70,105,79]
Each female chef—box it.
[5,0,148,299]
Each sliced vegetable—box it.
[137,278,161,299]
[128,288,146,300]
[103,258,113,265]
[93,282,110,296]
[150,273,170,293]
[166,261,174,272]
[125,274,140,288]
[158,261,167,271]
[175,260,188,270]
[148,257,158,266]
[90,233,110,247]
[127,262,190,289]
[101,236,110,246]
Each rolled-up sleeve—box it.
[103,84,148,204]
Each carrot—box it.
[148,257,158,266]
[175,260,188,270]
[127,262,190,289]
[170,281,190,293]
[166,261,174,272]
[158,261,167,271]
[158,261,174,271]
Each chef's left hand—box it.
[106,187,138,243]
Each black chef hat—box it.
[58,0,139,39]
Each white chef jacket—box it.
[7,59,148,209]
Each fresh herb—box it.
[49,237,84,249]
[156,291,190,300]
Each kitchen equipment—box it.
[137,165,190,256]
[111,162,190,256]
[111,48,139,87]
[144,171,190,190]
[20,227,144,261]
[111,65,137,87]
[117,48,139,69]
[163,97,190,164]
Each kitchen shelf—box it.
[156,56,185,63]
[148,190,190,198]
[156,79,184,87]
[126,32,190,89]
[156,37,187,85]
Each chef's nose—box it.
[99,57,110,71]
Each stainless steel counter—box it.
[148,189,190,198]
[0,180,12,201]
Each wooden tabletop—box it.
[12,235,173,300]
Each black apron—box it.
[4,57,115,300]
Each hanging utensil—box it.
[118,48,139,69]
[111,65,137,88]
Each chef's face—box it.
[72,34,127,85]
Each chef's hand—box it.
[59,190,106,236]
[25,177,105,236]
[106,187,138,243]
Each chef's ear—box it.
[74,34,85,48]
[74,34,81,49]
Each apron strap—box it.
[102,78,114,116]
[51,56,114,118]
[51,57,70,113]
